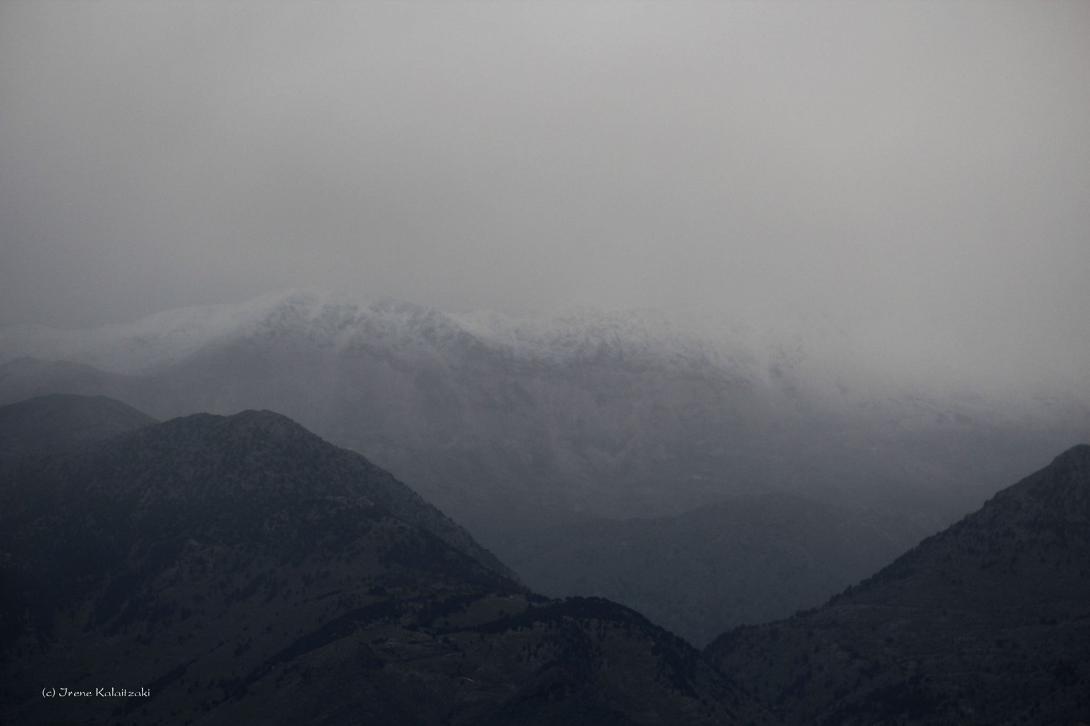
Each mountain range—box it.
[2,393,1088,724]
[2,290,1087,642]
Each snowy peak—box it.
[0,290,746,374]
[1,290,1086,423]
[0,289,381,373]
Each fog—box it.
[2,1,1088,390]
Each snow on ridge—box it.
[1,290,1080,418]
[0,289,880,394]
[0,289,336,373]
[0,289,756,373]
[451,306,741,369]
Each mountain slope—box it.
[508,493,921,646]
[0,393,155,456]
[0,404,764,725]
[706,444,1090,725]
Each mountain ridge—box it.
[706,442,1090,725]
[0,392,155,456]
[1,399,765,725]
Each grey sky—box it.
[1,1,1088,385]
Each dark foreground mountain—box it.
[508,493,920,647]
[707,444,1090,725]
[0,392,155,456]
[0,399,763,725]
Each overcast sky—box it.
[1,1,1088,384]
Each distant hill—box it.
[0,392,155,456]
[0,402,765,725]
[508,492,921,646]
[706,445,1090,725]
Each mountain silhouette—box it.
[707,444,1090,724]
[0,396,764,725]
[0,392,154,456]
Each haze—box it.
[2,1,1088,391]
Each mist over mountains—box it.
[3,290,1085,516]
[2,290,1087,644]
[4,2,1089,722]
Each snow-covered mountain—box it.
[1,289,751,374]
[1,289,1086,539]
